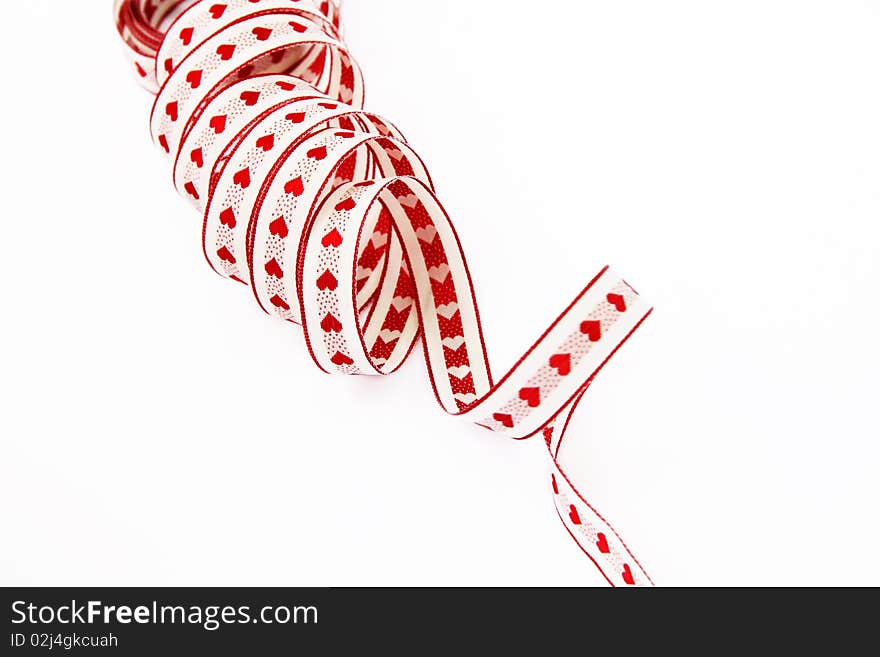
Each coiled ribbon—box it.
[114,0,654,586]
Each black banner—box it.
[0,587,870,653]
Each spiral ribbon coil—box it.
[114,0,654,586]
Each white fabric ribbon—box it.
[114,0,654,586]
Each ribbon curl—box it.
[114,0,654,586]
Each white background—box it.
[1,1,878,586]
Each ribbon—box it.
[114,0,654,587]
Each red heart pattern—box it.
[256,134,275,151]
[233,167,251,188]
[216,246,236,264]
[186,69,202,89]
[580,320,602,342]
[270,295,290,311]
[240,90,260,106]
[335,197,356,212]
[265,258,283,278]
[321,313,343,333]
[269,216,289,239]
[284,176,304,196]
[549,353,571,376]
[219,207,236,228]
[209,114,227,134]
[493,413,514,428]
[316,270,338,291]
[607,293,627,312]
[519,387,541,408]
[252,27,272,41]
[216,44,236,61]
[321,229,343,248]
[331,352,354,367]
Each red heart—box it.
[551,474,559,495]
[518,387,541,408]
[318,102,337,110]
[216,246,236,264]
[233,167,251,188]
[286,112,306,123]
[331,352,354,366]
[265,258,283,278]
[316,270,338,291]
[493,413,514,428]
[321,229,342,248]
[335,197,356,212]
[622,564,635,585]
[165,101,178,121]
[270,295,290,311]
[240,90,260,106]
[179,27,194,46]
[219,207,236,228]
[321,313,342,333]
[190,148,203,168]
[256,134,274,151]
[607,293,627,312]
[596,533,610,554]
[164,58,173,74]
[549,353,571,376]
[209,114,227,134]
[289,21,308,33]
[580,320,602,342]
[186,69,202,88]
[252,27,272,41]
[209,4,227,19]
[135,62,147,78]
[307,146,327,160]
[284,176,304,196]
[158,134,169,153]
[568,505,582,525]
[269,216,289,238]
[216,44,236,60]
[184,182,199,199]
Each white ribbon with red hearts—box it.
[114,0,655,587]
